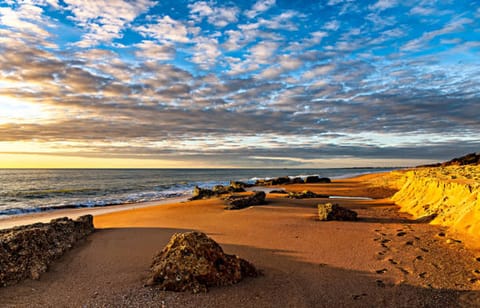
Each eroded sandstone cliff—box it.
[392,166,480,247]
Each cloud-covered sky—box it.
[0,0,479,168]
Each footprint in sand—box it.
[473,270,480,276]
[418,272,427,279]
[405,241,414,246]
[352,293,367,300]
[376,279,386,288]
[376,268,388,274]
[397,267,411,275]
[388,258,399,265]
[475,257,480,262]
[396,231,407,237]
[415,255,424,261]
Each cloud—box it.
[64,0,155,47]
[135,15,191,43]
[402,16,473,51]
[245,0,276,19]
[0,4,52,38]
[368,0,398,11]
[189,1,239,27]
[0,0,478,167]
[250,41,279,64]
[323,20,340,31]
[191,37,221,70]
[134,40,176,61]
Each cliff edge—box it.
[392,166,480,247]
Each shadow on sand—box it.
[1,226,479,307]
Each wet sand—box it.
[1,174,480,307]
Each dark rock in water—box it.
[288,190,329,199]
[190,186,216,200]
[290,177,304,184]
[0,215,94,287]
[269,189,288,194]
[225,191,266,210]
[189,185,245,201]
[146,231,259,293]
[274,176,291,185]
[230,181,253,189]
[255,176,292,186]
[317,203,357,221]
[304,176,331,183]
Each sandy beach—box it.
[1,172,480,307]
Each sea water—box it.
[0,168,393,218]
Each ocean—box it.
[0,168,394,218]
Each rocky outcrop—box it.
[420,152,480,167]
[189,185,245,200]
[146,231,259,293]
[229,181,253,189]
[317,203,358,221]
[0,215,94,287]
[224,191,266,210]
[255,177,290,186]
[288,190,329,199]
[304,176,331,184]
[255,176,331,186]
[392,167,480,245]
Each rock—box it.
[420,152,480,167]
[290,177,304,184]
[190,185,245,201]
[190,186,216,200]
[304,176,331,183]
[273,176,291,185]
[0,215,94,287]
[288,190,329,199]
[254,176,293,186]
[230,181,253,189]
[146,232,259,293]
[225,191,266,210]
[317,203,358,221]
[269,189,288,194]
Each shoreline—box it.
[0,167,390,229]
[0,171,391,230]
[0,196,189,229]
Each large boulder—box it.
[225,191,266,210]
[0,215,94,287]
[288,190,329,199]
[317,203,358,221]
[146,232,259,293]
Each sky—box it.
[0,0,479,168]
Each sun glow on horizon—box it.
[0,96,54,124]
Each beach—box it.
[1,171,480,307]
